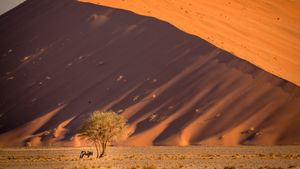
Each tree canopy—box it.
[78,111,127,158]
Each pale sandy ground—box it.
[0,146,300,169]
[80,0,300,86]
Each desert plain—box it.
[1,146,300,169]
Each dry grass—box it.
[0,146,299,169]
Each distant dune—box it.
[82,0,300,86]
[0,0,299,147]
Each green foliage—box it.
[78,111,127,158]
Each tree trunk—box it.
[100,142,107,158]
[94,142,99,158]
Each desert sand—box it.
[1,146,300,169]
[0,0,299,147]
[81,0,300,86]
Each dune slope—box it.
[81,0,300,86]
[0,0,299,146]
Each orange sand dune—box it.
[0,0,299,147]
[81,0,300,86]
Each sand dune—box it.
[81,0,300,86]
[0,0,299,147]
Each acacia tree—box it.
[78,111,127,158]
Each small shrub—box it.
[25,141,31,147]
[224,166,235,169]
[130,166,139,169]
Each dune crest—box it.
[80,0,300,86]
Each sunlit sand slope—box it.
[81,0,300,86]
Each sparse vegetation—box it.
[224,166,235,169]
[25,141,31,147]
[0,146,299,169]
[259,167,284,169]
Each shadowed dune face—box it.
[81,0,300,86]
[0,0,299,147]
